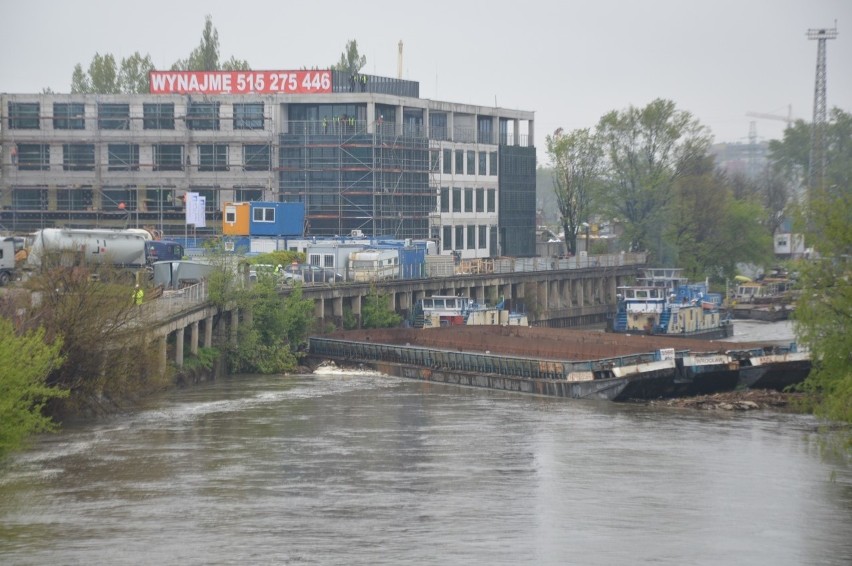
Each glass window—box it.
[108,144,140,171]
[476,188,484,212]
[54,103,85,129]
[489,151,497,175]
[467,225,475,250]
[454,150,463,174]
[143,103,175,129]
[455,226,464,250]
[102,187,137,211]
[16,144,49,170]
[478,152,486,176]
[244,144,271,171]
[253,207,275,222]
[57,187,93,211]
[477,116,493,144]
[198,144,229,172]
[442,226,452,251]
[153,144,184,171]
[464,189,473,212]
[234,103,264,130]
[452,188,461,212]
[478,225,487,248]
[487,189,496,212]
[467,150,475,174]
[8,102,40,129]
[430,112,448,141]
[98,103,130,130]
[442,148,451,174]
[235,187,264,201]
[187,101,220,130]
[62,144,95,171]
[13,188,48,209]
[440,187,449,213]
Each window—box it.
[57,187,93,211]
[467,151,475,175]
[253,207,275,222]
[477,116,493,144]
[153,144,184,171]
[452,188,461,212]
[454,150,463,174]
[455,226,464,250]
[442,225,452,251]
[478,152,487,176]
[143,103,175,129]
[99,103,130,130]
[464,189,473,212]
[13,188,48,209]
[489,151,497,175]
[476,188,484,212]
[8,102,40,129]
[16,144,49,171]
[54,103,85,129]
[430,112,448,141]
[236,187,264,201]
[244,144,271,171]
[225,207,237,224]
[442,148,451,174]
[478,225,487,248]
[63,144,95,171]
[198,144,229,172]
[186,101,220,130]
[440,187,449,212]
[108,144,140,171]
[487,189,496,212]
[234,103,264,129]
[102,187,137,211]
[467,225,475,249]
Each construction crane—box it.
[397,40,403,79]
[746,105,795,128]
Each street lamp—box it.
[581,222,590,254]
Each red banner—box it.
[149,70,332,95]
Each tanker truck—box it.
[27,228,183,269]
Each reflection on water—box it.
[1,367,850,566]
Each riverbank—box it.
[640,388,809,411]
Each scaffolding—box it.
[279,120,435,239]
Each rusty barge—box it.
[308,326,809,402]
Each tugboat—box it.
[610,268,734,339]
[410,295,528,328]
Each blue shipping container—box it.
[249,202,305,237]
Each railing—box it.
[136,280,209,324]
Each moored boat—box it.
[610,268,734,339]
[411,294,528,328]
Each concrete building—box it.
[1,70,536,257]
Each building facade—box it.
[1,71,536,257]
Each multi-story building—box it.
[1,70,536,257]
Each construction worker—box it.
[133,284,144,305]
[322,116,328,133]
[360,74,367,91]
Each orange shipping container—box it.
[222,202,251,236]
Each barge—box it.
[308,326,809,402]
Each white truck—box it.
[27,228,184,269]
[0,237,19,285]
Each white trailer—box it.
[347,249,399,282]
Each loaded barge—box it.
[308,326,809,402]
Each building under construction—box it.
[1,70,536,257]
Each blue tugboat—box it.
[611,268,734,339]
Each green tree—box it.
[70,63,90,93]
[361,287,402,328]
[545,127,602,255]
[118,52,155,94]
[0,318,67,459]
[332,39,366,76]
[88,53,120,94]
[597,99,712,260]
[171,15,250,71]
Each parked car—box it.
[284,263,343,283]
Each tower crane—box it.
[746,105,796,128]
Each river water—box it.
[1,323,851,565]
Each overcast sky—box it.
[2,0,850,155]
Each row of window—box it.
[442,224,495,251]
[12,143,271,172]
[7,101,265,131]
[8,186,264,211]
[439,187,496,214]
[442,148,497,176]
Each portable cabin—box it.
[249,202,305,237]
[222,202,251,236]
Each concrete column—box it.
[314,298,324,325]
[333,297,343,317]
[576,280,584,307]
[159,335,168,378]
[367,103,376,132]
[230,308,239,345]
[423,108,430,138]
[396,104,404,136]
[527,119,534,149]
[350,295,361,328]
[204,315,213,348]
[190,321,199,356]
[175,327,185,367]
[513,119,520,145]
